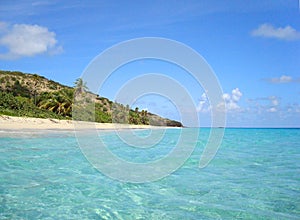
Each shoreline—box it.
[0,115,167,131]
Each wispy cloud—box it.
[247,96,280,114]
[246,95,300,124]
[267,96,279,112]
[251,23,300,41]
[31,0,54,7]
[264,75,300,84]
[0,21,62,59]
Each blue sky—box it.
[0,0,299,127]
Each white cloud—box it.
[225,101,240,111]
[247,96,280,114]
[276,75,292,83]
[232,88,242,102]
[200,92,207,101]
[265,75,300,84]
[268,97,278,112]
[222,88,243,111]
[252,23,300,41]
[31,1,54,7]
[0,22,62,59]
[270,96,279,106]
[196,92,210,112]
[286,104,300,114]
[267,107,277,112]
[222,93,231,102]
[198,88,243,113]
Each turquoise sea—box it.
[0,128,299,219]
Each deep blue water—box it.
[0,128,299,219]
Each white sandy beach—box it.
[0,115,160,130]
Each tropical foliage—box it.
[0,70,183,127]
[0,91,64,119]
[74,78,88,94]
[37,89,73,117]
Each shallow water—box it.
[0,128,299,219]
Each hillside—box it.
[0,70,70,96]
[0,70,183,127]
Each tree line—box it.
[0,76,150,125]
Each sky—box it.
[0,0,299,127]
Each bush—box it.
[0,91,65,119]
[95,110,112,123]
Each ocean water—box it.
[0,128,299,219]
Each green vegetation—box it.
[37,89,73,117]
[0,70,183,127]
[0,92,64,119]
[74,78,88,94]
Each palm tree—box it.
[140,110,149,125]
[37,89,73,117]
[74,78,88,94]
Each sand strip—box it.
[0,115,164,131]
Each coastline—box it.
[0,115,165,131]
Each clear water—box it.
[0,128,299,219]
